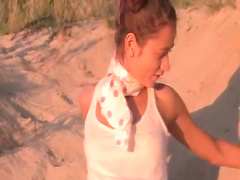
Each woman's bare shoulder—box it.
[79,83,97,121]
[153,83,186,125]
[153,83,179,101]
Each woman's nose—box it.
[161,55,170,72]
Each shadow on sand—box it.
[168,66,240,180]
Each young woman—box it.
[79,0,240,179]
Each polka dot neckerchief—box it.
[99,55,144,150]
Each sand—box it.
[0,7,240,180]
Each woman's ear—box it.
[124,33,141,59]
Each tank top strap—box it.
[146,87,171,137]
[147,87,155,107]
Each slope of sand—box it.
[0,7,239,180]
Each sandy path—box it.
[0,7,239,180]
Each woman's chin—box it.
[138,77,157,88]
[141,81,156,88]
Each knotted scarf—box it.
[98,55,144,150]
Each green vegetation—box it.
[170,0,194,8]
[0,0,117,35]
[0,0,237,35]
[205,0,237,12]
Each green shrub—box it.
[205,0,236,12]
[0,0,117,35]
[1,0,236,35]
[170,0,194,8]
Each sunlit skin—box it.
[79,24,240,170]
[119,24,176,88]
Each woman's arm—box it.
[155,84,240,168]
[78,84,96,121]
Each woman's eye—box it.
[159,52,168,59]
[163,52,168,56]
[158,48,172,60]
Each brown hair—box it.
[115,0,177,55]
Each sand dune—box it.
[0,7,239,180]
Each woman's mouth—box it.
[154,73,163,78]
[153,74,161,80]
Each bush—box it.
[0,0,117,35]
[170,0,194,8]
[205,0,237,12]
[0,0,237,35]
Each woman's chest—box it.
[95,88,148,129]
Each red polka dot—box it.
[100,96,105,103]
[125,139,128,145]
[107,73,112,77]
[107,111,112,118]
[123,87,127,94]
[113,90,119,97]
[110,80,114,87]
[116,140,121,145]
[119,119,124,126]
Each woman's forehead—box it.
[145,26,176,50]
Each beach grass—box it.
[0,0,237,35]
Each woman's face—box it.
[123,24,176,88]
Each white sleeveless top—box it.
[84,79,170,180]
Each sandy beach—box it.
[0,6,240,180]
